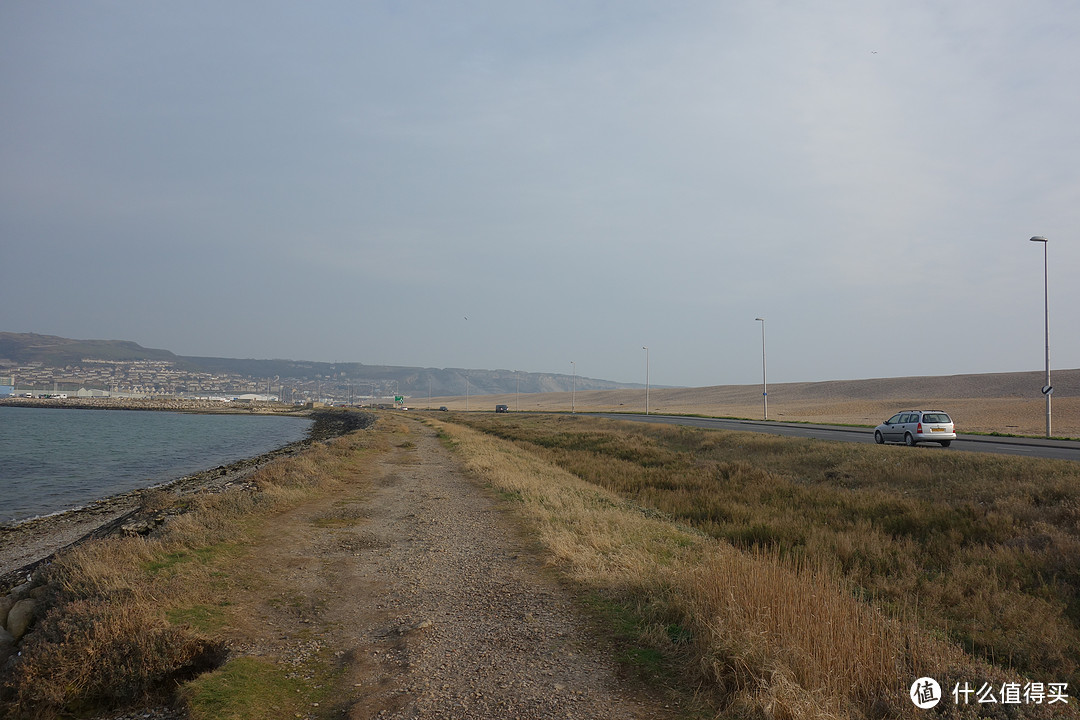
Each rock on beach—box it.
[6,599,36,641]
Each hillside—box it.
[0,332,637,397]
[0,333,180,366]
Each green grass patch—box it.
[494,487,525,503]
[144,551,192,574]
[167,603,231,633]
[616,646,666,676]
[582,592,641,637]
[144,543,238,575]
[311,507,366,528]
[579,592,683,686]
[182,656,316,720]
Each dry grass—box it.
[432,413,1080,719]
[0,423,387,719]
[687,547,910,709]
[10,597,223,717]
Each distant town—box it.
[0,332,640,405]
[0,360,388,405]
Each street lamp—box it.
[570,361,576,413]
[642,346,650,415]
[1030,236,1051,437]
[755,318,768,420]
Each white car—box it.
[874,410,956,447]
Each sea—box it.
[0,406,313,525]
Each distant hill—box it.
[0,333,180,366]
[0,332,640,397]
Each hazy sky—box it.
[3,1,1078,387]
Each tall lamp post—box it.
[570,361,576,414]
[642,346,650,415]
[1030,236,1051,437]
[755,317,768,420]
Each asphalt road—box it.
[598,413,1080,462]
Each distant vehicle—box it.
[439,406,448,411]
[874,410,955,447]
[495,404,509,413]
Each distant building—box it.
[0,385,13,398]
[231,393,279,403]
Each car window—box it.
[887,413,903,424]
[922,413,951,423]
[901,414,915,423]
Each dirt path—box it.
[233,419,676,719]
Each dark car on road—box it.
[495,404,509,413]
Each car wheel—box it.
[904,433,917,447]
[874,431,884,444]
[939,440,952,448]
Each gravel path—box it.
[337,420,674,719]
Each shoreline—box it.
[0,409,376,589]
[0,396,308,413]
[0,438,303,588]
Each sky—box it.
[2,1,1078,388]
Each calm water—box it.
[0,406,312,524]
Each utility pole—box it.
[643,346,650,415]
[755,318,768,420]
